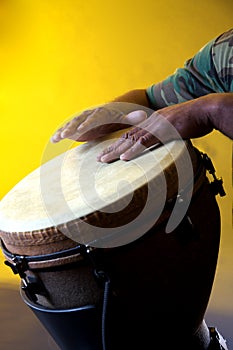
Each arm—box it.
[97,93,233,162]
[206,92,233,139]
[51,29,233,146]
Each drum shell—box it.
[0,143,221,347]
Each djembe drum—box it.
[0,128,225,349]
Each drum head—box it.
[0,131,195,249]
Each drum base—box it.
[21,288,228,350]
[21,288,103,350]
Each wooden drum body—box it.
[0,132,221,349]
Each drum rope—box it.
[81,245,111,350]
[102,278,111,350]
[94,270,111,350]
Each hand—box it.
[51,105,148,143]
[97,97,214,162]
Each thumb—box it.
[124,110,147,125]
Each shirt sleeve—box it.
[212,29,233,93]
[146,28,233,109]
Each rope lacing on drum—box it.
[94,269,111,350]
[80,245,111,350]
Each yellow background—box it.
[0,0,232,329]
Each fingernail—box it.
[77,124,84,130]
[100,154,111,163]
[61,130,68,138]
[51,135,59,142]
[100,155,107,162]
[120,154,127,161]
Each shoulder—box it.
[213,28,233,47]
[185,28,233,93]
[211,28,233,91]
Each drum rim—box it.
[0,140,203,254]
[0,139,190,232]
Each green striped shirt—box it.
[146,28,233,109]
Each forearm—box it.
[202,93,233,139]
